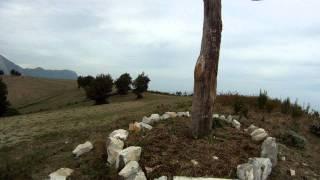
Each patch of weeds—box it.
[281,98,291,114]
[278,130,307,149]
[257,90,268,109]
[310,123,320,137]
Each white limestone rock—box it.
[248,158,272,180]
[116,146,142,169]
[118,161,147,180]
[154,176,168,180]
[261,137,278,167]
[174,177,237,180]
[72,141,93,157]
[160,113,171,120]
[252,132,268,142]
[140,122,153,130]
[119,161,139,178]
[232,120,241,130]
[49,168,74,180]
[220,115,226,121]
[150,114,161,121]
[165,112,178,118]
[107,137,124,165]
[289,169,296,176]
[247,125,259,134]
[251,128,268,142]
[109,129,129,141]
[250,128,266,137]
[226,115,233,123]
[177,112,190,118]
[212,114,220,119]
[237,163,254,180]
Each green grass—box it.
[0,88,191,179]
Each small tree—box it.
[0,79,10,116]
[85,74,113,105]
[10,69,21,76]
[77,75,94,89]
[281,98,291,114]
[115,73,132,95]
[133,72,150,99]
[258,90,268,109]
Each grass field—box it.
[0,77,319,179]
[0,77,192,179]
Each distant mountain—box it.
[0,54,78,80]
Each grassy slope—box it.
[0,84,191,179]
[2,76,89,114]
[0,77,319,179]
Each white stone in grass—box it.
[232,120,241,130]
[226,115,233,123]
[154,176,168,180]
[116,146,142,169]
[212,114,220,119]
[107,137,124,165]
[261,137,278,167]
[248,158,272,180]
[72,141,93,157]
[247,124,259,134]
[109,129,129,141]
[289,169,296,176]
[177,112,190,118]
[142,116,152,124]
[252,132,268,142]
[237,163,254,180]
[140,122,153,130]
[49,168,74,180]
[174,177,237,180]
[220,115,226,121]
[165,112,177,118]
[160,113,171,120]
[150,113,161,120]
[250,128,266,137]
[118,161,140,178]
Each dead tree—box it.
[191,0,222,138]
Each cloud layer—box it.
[0,0,319,110]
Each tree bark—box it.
[191,0,222,138]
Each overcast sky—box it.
[0,0,319,110]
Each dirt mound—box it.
[127,117,260,179]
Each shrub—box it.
[85,74,113,105]
[281,98,291,114]
[115,73,132,95]
[233,98,249,117]
[278,130,306,149]
[265,100,277,113]
[257,90,268,109]
[310,123,320,137]
[175,91,182,96]
[291,100,303,118]
[0,79,10,116]
[77,76,94,89]
[0,70,4,75]
[10,69,21,76]
[133,72,150,99]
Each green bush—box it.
[115,73,132,95]
[133,72,150,99]
[291,100,303,118]
[85,74,113,105]
[257,90,268,109]
[310,123,320,137]
[233,98,249,117]
[278,130,307,149]
[281,98,291,114]
[77,76,94,89]
[0,79,10,116]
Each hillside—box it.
[2,76,87,114]
[0,77,319,180]
[0,54,78,80]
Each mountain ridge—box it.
[0,54,78,80]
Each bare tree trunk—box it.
[191,0,222,138]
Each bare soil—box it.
[127,117,260,179]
